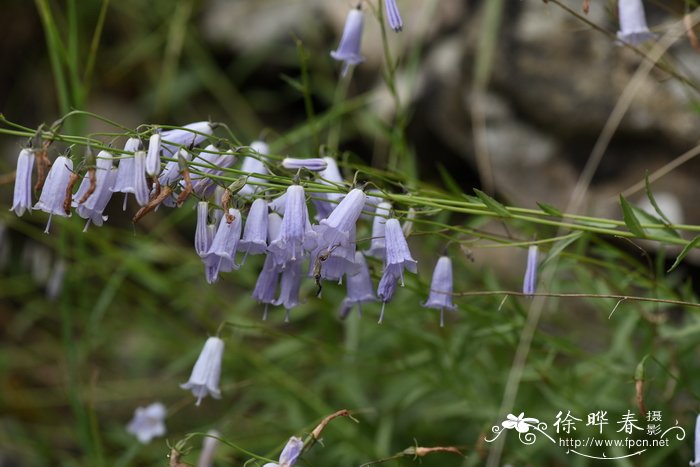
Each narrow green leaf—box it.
[537,202,562,217]
[473,188,511,217]
[667,235,700,273]
[436,163,463,196]
[542,232,583,266]
[279,74,304,93]
[644,172,672,226]
[631,206,680,240]
[620,195,645,238]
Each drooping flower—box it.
[180,337,225,406]
[190,144,237,198]
[282,158,328,172]
[385,0,404,32]
[197,429,221,467]
[269,191,288,215]
[239,141,269,196]
[159,147,191,187]
[10,148,35,217]
[253,254,281,321]
[330,6,366,76]
[365,201,391,260]
[111,139,149,209]
[310,225,358,284]
[377,269,399,324]
[263,436,304,467]
[340,251,377,319]
[383,218,417,285]
[204,208,243,283]
[522,245,539,297]
[238,198,269,258]
[422,256,456,327]
[146,132,162,177]
[268,185,316,266]
[617,0,654,46]
[126,402,167,444]
[274,259,304,321]
[34,155,74,233]
[160,121,215,157]
[195,201,212,257]
[315,188,366,250]
[73,150,116,230]
[313,157,344,220]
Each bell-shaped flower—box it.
[195,201,213,257]
[180,336,225,406]
[126,402,167,444]
[523,245,539,296]
[159,147,191,187]
[146,132,162,177]
[73,150,116,229]
[617,0,654,46]
[310,225,358,284]
[10,148,35,217]
[160,121,215,157]
[253,254,281,320]
[422,256,456,327]
[112,139,150,209]
[204,208,242,283]
[376,269,399,324]
[383,218,417,285]
[315,188,366,250]
[239,141,269,196]
[340,252,376,319]
[282,158,327,172]
[34,155,74,233]
[263,436,304,467]
[385,0,403,32]
[365,201,391,260]
[330,7,365,76]
[274,259,303,321]
[268,185,316,266]
[238,198,269,259]
[197,429,222,467]
[190,144,237,198]
[313,157,344,220]
[269,191,288,215]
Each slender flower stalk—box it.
[180,337,225,406]
[522,245,539,296]
[617,0,654,45]
[10,148,35,216]
[263,436,304,467]
[385,0,404,32]
[126,402,167,444]
[34,155,74,233]
[282,158,328,172]
[330,6,366,76]
[422,256,456,327]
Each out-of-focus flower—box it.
[34,155,74,233]
[197,429,221,467]
[263,436,304,467]
[617,0,654,45]
[282,158,328,172]
[422,256,456,327]
[692,414,700,466]
[522,245,539,297]
[10,148,35,217]
[190,144,237,198]
[340,251,377,318]
[180,337,225,406]
[46,258,66,300]
[385,0,403,32]
[330,6,365,76]
[365,201,391,260]
[126,402,167,444]
[401,207,415,237]
[313,157,344,220]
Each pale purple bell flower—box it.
[282,158,328,172]
[365,201,391,260]
[274,259,303,321]
[523,245,539,297]
[340,251,377,319]
[204,208,243,283]
[190,144,237,198]
[268,212,282,243]
[160,121,215,157]
[195,201,212,257]
[263,436,304,467]
[422,256,456,327]
[197,429,222,467]
[238,198,269,259]
[315,188,366,250]
[239,141,269,196]
[180,336,225,406]
[385,0,403,32]
[269,191,288,215]
[268,185,317,266]
[330,6,366,77]
[146,132,162,177]
[401,207,416,237]
[313,157,344,220]
[73,150,116,229]
[310,225,358,284]
[617,0,654,45]
[10,148,35,217]
[253,254,281,320]
[46,257,66,300]
[126,402,167,444]
[383,218,417,285]
[34,155,74,234]
[377,269,399,324]
[112,138,149,209]
[360,189,384,220]
[159,147,191,187]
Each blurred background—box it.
[1,0,700,465]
